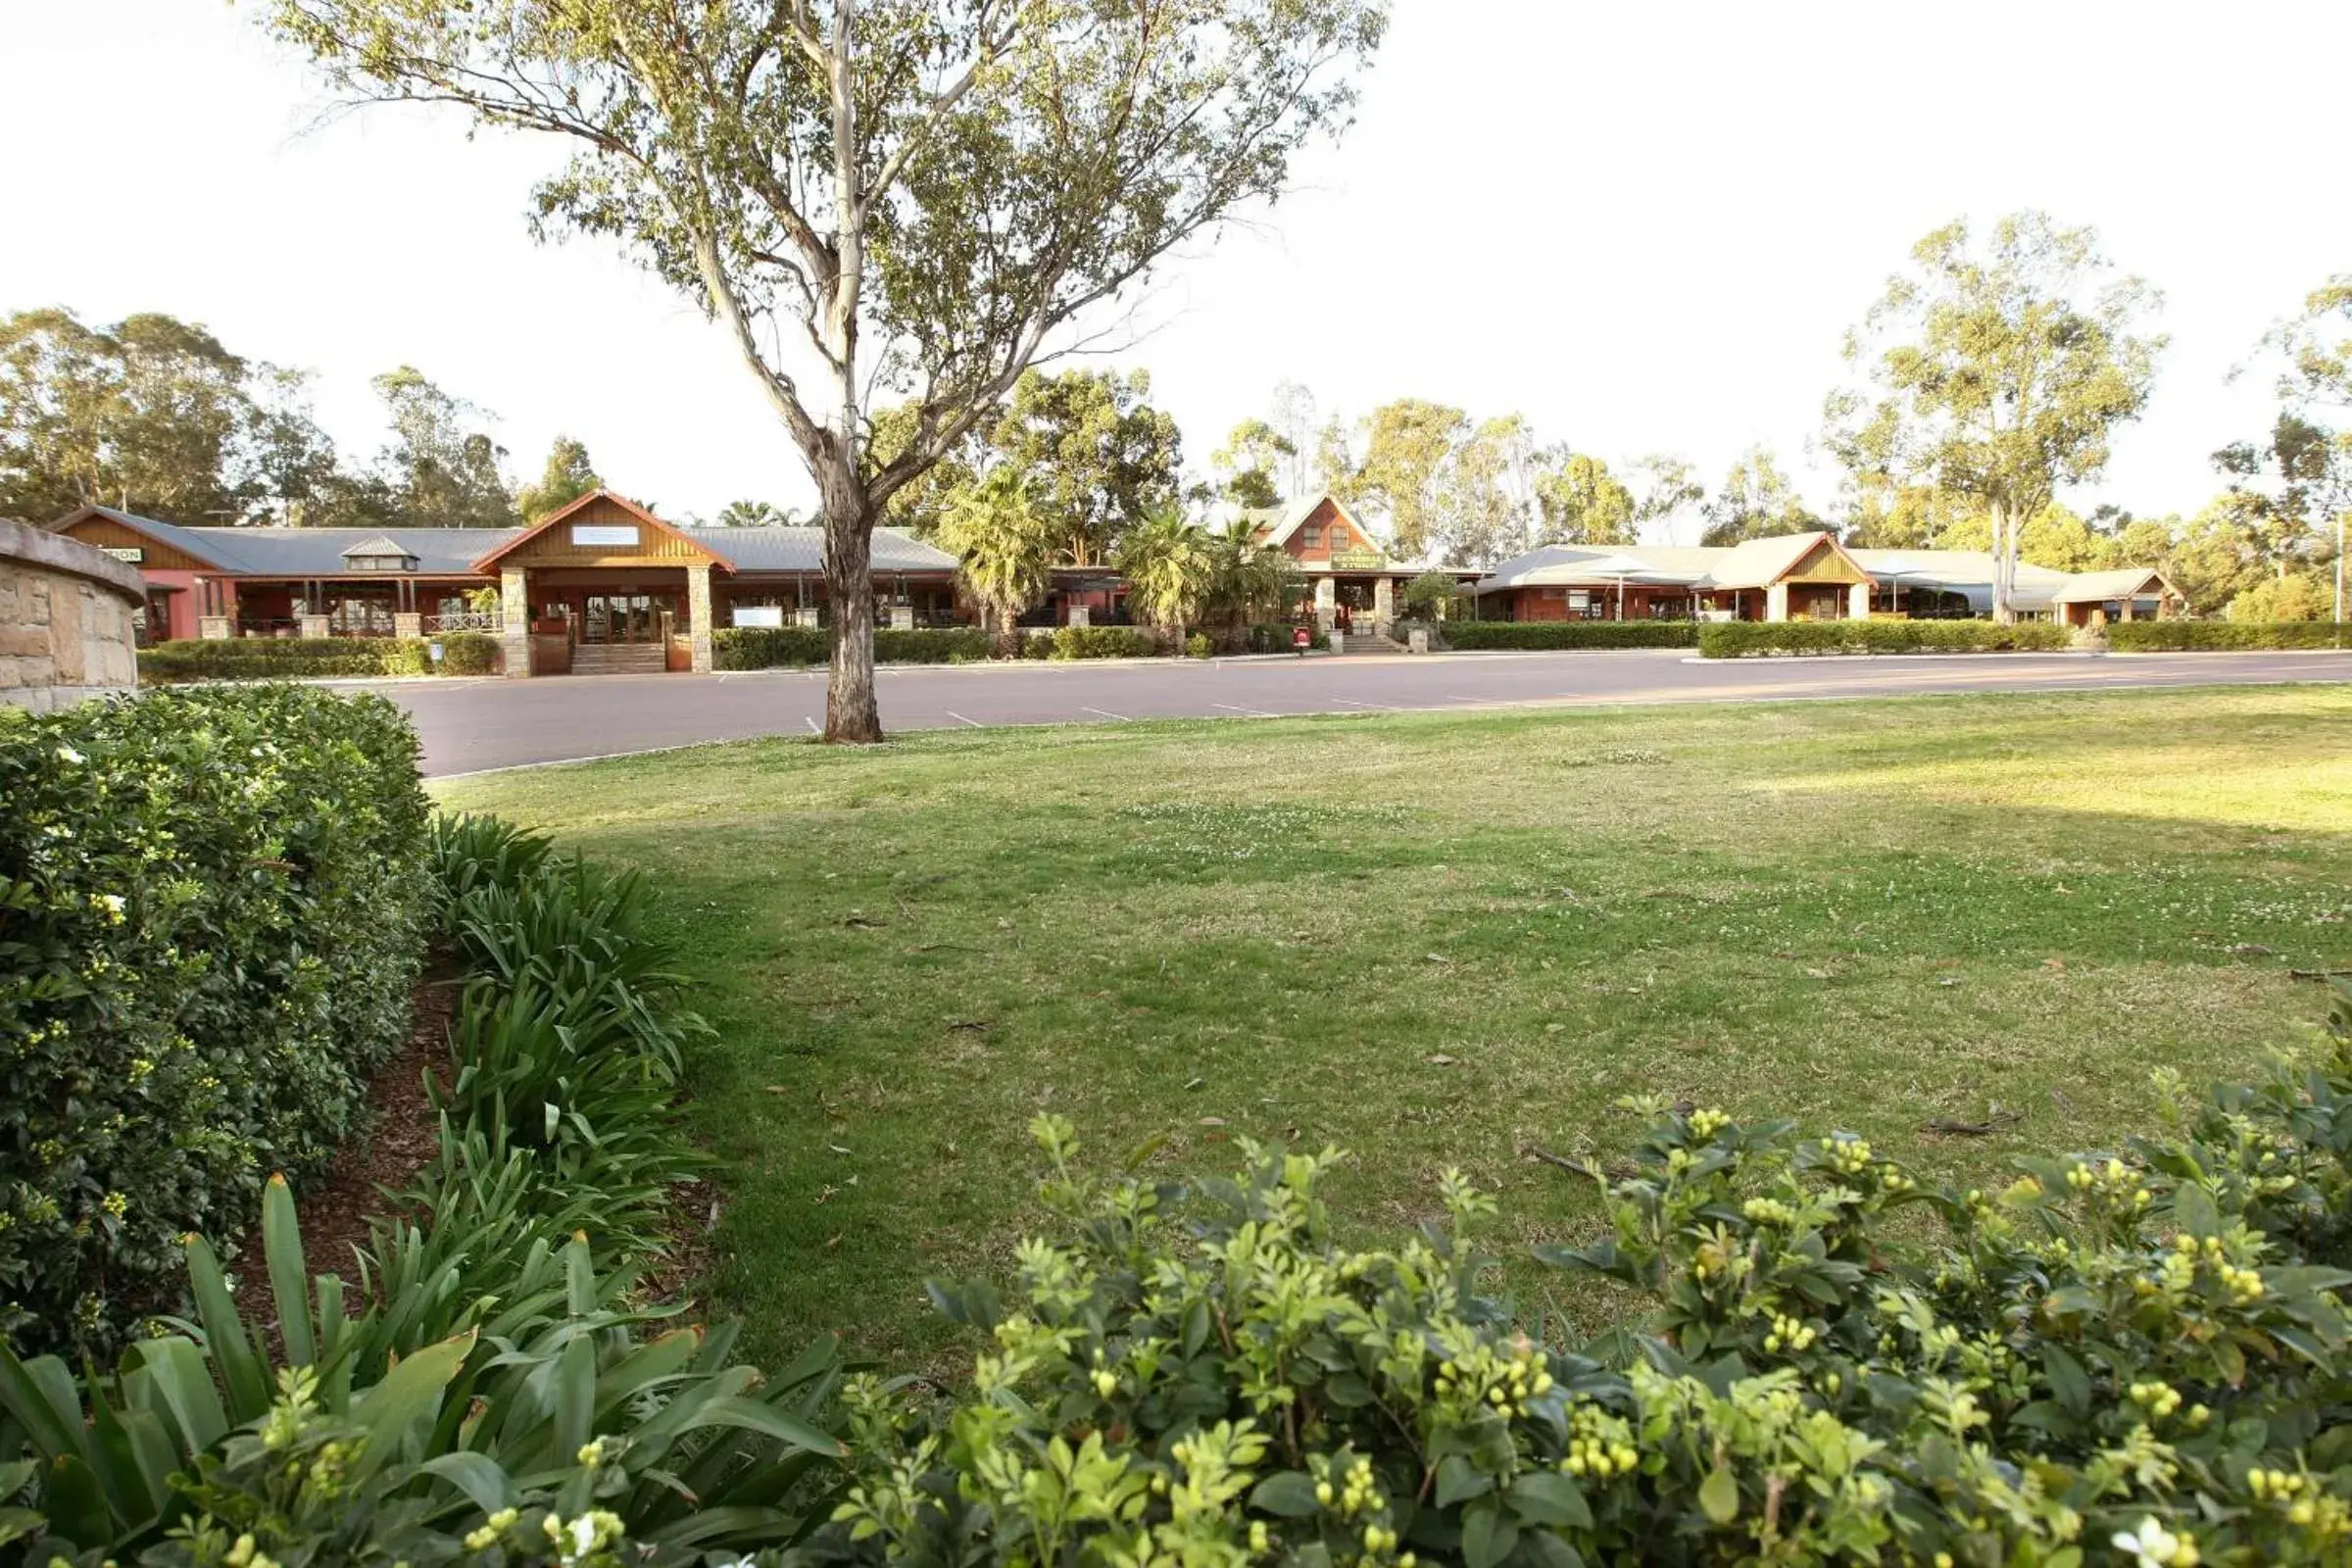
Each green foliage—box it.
[0,687,430,1351]
[2228,575,2333,623]
[2107,619,2351,651]
[514,434,601,522]
[991,369,1185,565]
[1116,512,1215,640]
[713,626,995,669]
[1400,572,1467,616]
[1244,622,1328,654]
[714,625,830,669]
[1185,632,1215,660]
[803,999,2352,1568]
[1827,212,2165,619]
[1446,620,1700,651]
[940,467,1058,639]
[4,811,848,1563]
[1698,619,2073,657]
[135,638,463,683]
[1052,624,1160,661]
[434,629,501,674]
[880,627,996,663]
[1699,445,1823,547]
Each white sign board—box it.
[102,546,144,564]
[733,605,785,628]
[569,524,640,548]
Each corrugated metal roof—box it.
[73,508,955,578]
[676,526,956,573]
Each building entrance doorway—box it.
[580,591,676,644]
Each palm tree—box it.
[938,468,1055,651]
[1201,526,1302,645]
[715,499,794,527]
[1116,508,1213,648]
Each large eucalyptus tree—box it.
[1827,213,2164,623]
[263,0,1387,738]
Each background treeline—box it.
[6,227,2345,621]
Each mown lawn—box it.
[432,685,2352,1370]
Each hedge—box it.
[3,814,847,1563]
[2107,619,2352,652]
[0,687,432,1351]
[713,623,997,668]
[1699,618,2074,657]
[1050,623,1159,659]
[134,634,501,683]
[1446,619,1701,651]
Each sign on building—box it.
[570,524,640,547]
[102,546,144,563]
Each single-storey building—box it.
[49,490,961,675]
[1473,533,2183,626]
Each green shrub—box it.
[2108,619,2351,652]
[4,814,849,1564]
[876,625,993,662]
[1053,623,1160,660]
[1186,631,1216,659]
[1698,618,2074,657]
[713,623,829,669]
[1245,621,1328,653]
[135,637,437,684]
[1446,619,1701,651]
[1018,629,1057,659]
[432,628,500,674]
[802,995,2352,1568]
[0,688,431,1351]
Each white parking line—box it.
[804,716,820,734]
[946,710,983,728]
[1211,701,1279,718]
[1328,698,1390,710]
[1082,706,1129,721]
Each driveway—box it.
[378,648,2352,777]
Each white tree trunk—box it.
[1989,497,2016,625]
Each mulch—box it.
[228,961,463,1329]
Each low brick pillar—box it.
[0,518,145,713]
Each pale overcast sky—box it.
[8,2,2349,538]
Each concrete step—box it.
[569,643,669,674]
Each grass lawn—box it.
[432,685,2352,1371]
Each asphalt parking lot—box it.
[366,646,2352,776]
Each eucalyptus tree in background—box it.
[1268,380,1318,497]
[1213,417,1295,511]
[1629,454,1704,546]
[1827,212,2165,622]
[515,436,603,521]
[2223,274,2352,621]
[1698,446,1821,546]
[370,368,518,529]
[990,368,1182,566]
[937,466,1055,649]
[1532,450,1637,547]
[265,0,1387,741]
[1346,399,1468,559]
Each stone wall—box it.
[0,518,144,714]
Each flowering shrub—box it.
[0,688,430,1351]
[805,991,2352,1568]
